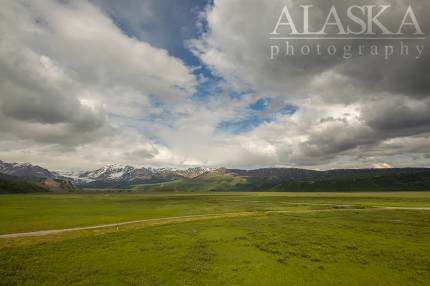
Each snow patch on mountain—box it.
[0,160,55,178]
[0,160,221,187]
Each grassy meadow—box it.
[0,192,429,285]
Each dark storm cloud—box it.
[193,0,430,98]
[277,0,430,99]
[322,0,430,98]
[287,96,430,165]
[321,1,429,100]
[0,46,107,145]
[192,0,430,167]
[0,66,103,128]
[291,96,430,164]
[363,98,430,135]
[291,124,376,163]
[337,54,430,98]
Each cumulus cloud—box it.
[191,0,430,97]
[186,0,430,168]
[0,0,429,170]
[0,129,179,170]
[0,0,197,168]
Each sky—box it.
[0,0,429,171]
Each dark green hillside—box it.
[271,171,430,192]
[0,174,49,194]
[132,172,247,192]
[132,170,430,192]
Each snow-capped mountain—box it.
[79,165,136,182]
[2,159,429,191]
[0,160,218,187]
[54,170,94,184]
[71,165,216,186]
[174,167,217,178]
[0,160,56,178]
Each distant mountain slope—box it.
[227,168,430,180]
[269,171,430,192]
[134,169,430,192]
[0,160,217,188]
[1,159,429,192]
[0,161,75,192]
[0,174,49,194]
[0,173,76,193]
[133,172,247,192]
[82,165,135,181]
[0,160,56,178]
[238,170,430,192]
[71,165,216,187]
[41,178,75,192]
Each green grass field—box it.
[0,192,429,285]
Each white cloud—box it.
[0,0,197,169]
[185,0,430,168]
[0,0,429,170]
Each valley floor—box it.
[0,192,429,285]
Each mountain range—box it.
[0,160,217,189]
[0,160,56,179]
[55,165,217,187]
[1,159,430,192]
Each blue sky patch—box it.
[217,114,272,134]
[279,104,299,116]
[218,103,299,134]
[249,98,271,111]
